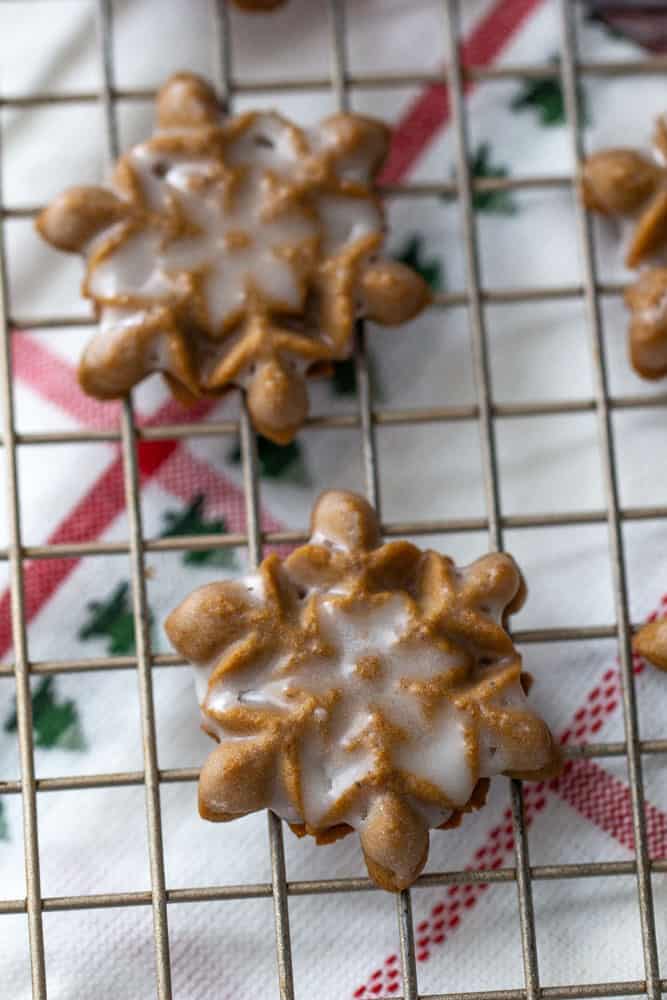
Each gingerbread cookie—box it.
[623,268,667,379]
[634,619,667,671]
[165,490,560,892]
[36,73,430,443]
[581,116,667,379]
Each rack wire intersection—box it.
[0,1,665,998]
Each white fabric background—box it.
[0,1,666,998]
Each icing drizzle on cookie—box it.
[36,73,431,443]
[166,489,560,891]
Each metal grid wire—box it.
[0,0,666,997]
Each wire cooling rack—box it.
[0,0,666,998]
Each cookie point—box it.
[580,149,660,216]
[625,268,667,379]
[310,490,380,552]
[634,620,667,670]
[361,258,431,326]
[246,358,309,443]
[36,186,125,253]
[156,72,221,128]
[165,581,250,665]
[360,792,429,891]
[321,112,391,175]
[199,739,273,820]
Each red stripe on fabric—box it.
[0,358,217,661]
[554,759,667,857]
[5,0,544,662]
[11,331,216,432]
[137,439,179,477]
[1,337,287,661]
[11,334,121,431]
[354,752,667,998]
[380,0,544,184]
[0,456,126,657]
[353,632,667,996]
[153,447,251,534]
[153,443,294,557]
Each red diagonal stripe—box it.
[154,445,249,533]
[12,332,215,433]
[0,456,125,657]
[12,333,121,431]
[5,0,544,664]
[0,361,216,661]
[379,0,543,183]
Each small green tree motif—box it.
[511,57,589,126]
[78,581,146,656]
[468,143,518,214]
[0,801,8,841]
[331,358,357,396]
[228,435,310,484]
[160,495,238,568]
[4,677,85,751]
[441,145,517,214]
[395,235,443,290]
[329,354,383,400]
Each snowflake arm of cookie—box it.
[634,619,667,671]
[581,120,667,269]
[166,490,560,892]
[36,72,430,443]
[581,116,667,380]
[624,268,667,379]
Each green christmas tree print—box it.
[394,234,443,291]
[331,358,357,396]
[0,801,8,841]
[160,495,238,568]
[4,677,85,751]
[468,143,518,214]
[441,144,517,214]
[228,435,310,484]
[78,581,145,656]
[511,57,589,126]
[329,353,383,400]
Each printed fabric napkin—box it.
[0,1,666,997]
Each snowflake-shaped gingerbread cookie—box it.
[36,73,430,442]
[582,115,667,380]
[165,490,560,891]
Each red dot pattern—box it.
[351,603,667,998]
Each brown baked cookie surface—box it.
[634,619,667,671]
[165,490,561,892]
[36,73,430,443]
[581,116,667,380]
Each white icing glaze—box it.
[637,287,667,327]
[195,561,541,835]
[317,193,382,256]
[98,145,317,327]
[92,111,385,359]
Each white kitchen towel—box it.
[1,1,666,998]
